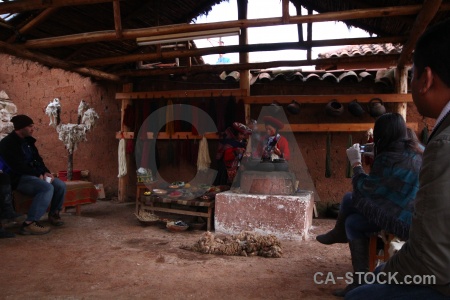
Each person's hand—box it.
[346,143,361,166]
[273,145,281,156]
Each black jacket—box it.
[0,131,50,189]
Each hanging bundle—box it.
[118,138,127,177]
[346,134,353,178]
[197,136,211,172]
[421,125,429,144]
[325,132,331,178]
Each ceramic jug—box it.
[325,99,344,117]
[348,99,365,117]
[286,100,301,115]
[368,98,386,117]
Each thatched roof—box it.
[0,0,449,82]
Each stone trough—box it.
[215,170,314,241]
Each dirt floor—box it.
[0,199,352,300]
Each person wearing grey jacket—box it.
[346,18,450,299]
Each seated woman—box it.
[316,113,423,297]
[214,122,252,186]
[254,116,290,161]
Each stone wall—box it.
[0,54,120,198]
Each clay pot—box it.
[348,99,365,117]
[286,100,301,115]
[325,100,344,117]
[368,98,386,118]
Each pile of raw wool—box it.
[180,231,282,258]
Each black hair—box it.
[373,113,423,156]
[414,18,450,87]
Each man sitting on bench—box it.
[0,115,66,235]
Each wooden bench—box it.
[13,180,98,216]
[138,195,215,231]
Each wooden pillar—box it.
[394,67,408,121]
[118,83,133,202]
[237,0,250,124]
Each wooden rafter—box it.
[115,53,400,78]
[113,0,123,39]
[81,36,406,67]
[19,3,450,49]
[6,7,59,43]
[397,0,443,67]
[0,0,121,14]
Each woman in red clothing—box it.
[255,116,290,161]
[214,122,252,186]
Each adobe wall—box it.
[0,54,120,198]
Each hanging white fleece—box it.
[197,136,211,172]
[118,138,127,177]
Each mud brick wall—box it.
[0,54,120,198]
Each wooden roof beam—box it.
[81,36,406,67]
[115,53,400,78]
[20,3,450,49]
[6,7,59,43]
[0,0,121,14]
[113,0,123,39]
[0,41,120,82]
[397,0,443,68]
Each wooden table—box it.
[138,195,215,231]
[135,181,158,213]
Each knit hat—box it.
[11,115,34,130]
[232,122,252,135]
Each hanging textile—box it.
[118,138,127,177]
[197,136,211,171]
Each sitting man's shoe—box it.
[48,211,64,226]
[20,221,51,235]
[0,227,16,238]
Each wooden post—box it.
[237,0,250,124]
[394,67,408,121]
[118,83,133,202]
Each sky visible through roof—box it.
[194,0,373,69]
